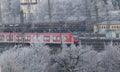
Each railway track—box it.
[80,39,120,51]
[0,38,120,53]
[80,39,120,45]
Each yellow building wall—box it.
[21,5,36,13]
[93,25,98,33]
[32,0,37,3]
[93,24,120,33]
[110,25,120,29]
[21,0,26,3]
[20,0,37,14]
[21,0,37,4]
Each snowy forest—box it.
[0,0,120,24]
[1,43,120,72]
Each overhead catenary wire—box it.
[0,3,2,24]
[48,0,52,32]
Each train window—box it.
[73,35,79,40]
[19,37,21,39]
[6,36,9,39]
[6,35,13,39]
[26,36,31,40]
[0,35,4,40]
[63,36,67,40]
[16,36,22,40]
[25,36,27,39]
[44,36,50,40]
[16,36,18,39]
[28,36,31,39]
[53,36,56,40]
[102,26,103,29]
[57,37,60,40]
[53,36,61,40]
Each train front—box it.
[72,32,80,44]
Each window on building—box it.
[117,26,119,28]
[21,0,37,5]
[104,26,105,29]
[21,0,27,3]
[101,26,105,29]
[101,26,103,29]
[102,26,105,29]
[112,26,113,28]
[114,26,116,28]
[32,0,37,3]
[116,34,119,38]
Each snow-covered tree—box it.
[98,44,120,72]
[49,44,99,72]
[0,44,50,72]
[0,0,20,24]
[34,0,120,23]
[34,0,50,23]
[1,43,120,72]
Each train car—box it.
[0,32,80,45]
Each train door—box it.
[0,35,5,42]
[6,33,14,42]
[37,35,44,43]
[52,34,61,44]
[16,35,22,43]
[25,35,31,43]
[16,33,24,43]
[62,33,74,44]
[43,35,50,43]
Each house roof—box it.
[98,21,120,25]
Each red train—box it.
[0,32,80,44]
